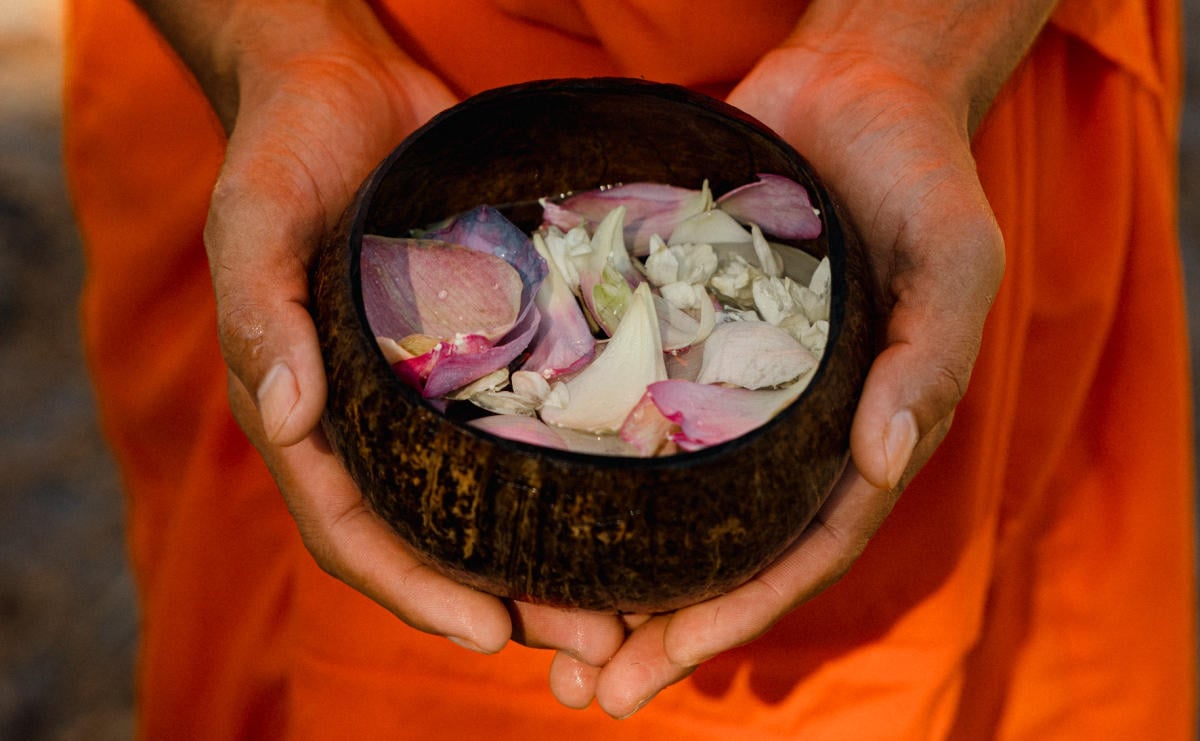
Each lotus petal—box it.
[668,208,752,246]
[638,378,812,451]
[540,225,589,291]
[696,320,817,389]
[361,236,522,342]
[619,393,679,456]
[574,206,637,335]
[423,205,548,304]
[521,233,596,378]
[470,414,571,449]
[752,275,801,326]
[716,173,822,240]
[470,414,643,456]
[750,224,783,278]
[445,368,510,400]
[540,282,667,433]
[420,306,542,398]
[645,237,718,288]
[543,182,711,255]
[653,294,701,352]
[708,252,762,308]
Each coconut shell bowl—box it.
[311,78,874,613]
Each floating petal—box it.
[361,236,522,342]
[521,233,596,378]
[574,206,637,335]
[668,208,752,246]
[619,393,679,456]
[540,282,667,433]
[716,173,822,240]
[696,320,817,390]
[752,275,800,326]
[544,182,711,255]
[423,205,548,304]
[750,224,783,278]
[420,306,541,398]
[640,378,812,451]
[470,414,643,456]
[470,414,571,449]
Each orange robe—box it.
[64,0,1195,738]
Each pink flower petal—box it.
[618,392,679,456]
[423,205,548,303]
[637,378,807,451]
[469,413,572,451]
[716,174,822,240]
[420,306,541,399]
[521,234,596,379]
[361,236,522,342]
[544,182,709,255]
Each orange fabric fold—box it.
[64,0,1193,738]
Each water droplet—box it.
[437,289,448,299]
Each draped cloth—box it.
[63,0,1194,737]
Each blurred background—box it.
[0,2,1197,739]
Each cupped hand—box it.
[548,40,1006,718]
[206,3,629,663]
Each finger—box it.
[661,464,896,667]
[230,373,512,653]
[507,601,624,666]
[594,615,695,719]
[205,154,332,448]
[548,652,602,710]
[620,613,653,632]
[852,194,1004,489]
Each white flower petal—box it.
[539,282,667,433]
[696,321,817,389]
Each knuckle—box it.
[215,300,270,366]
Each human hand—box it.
[541,4,1057,714]
[139,0,632,662]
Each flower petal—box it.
[361,236,523,342]
[521,233,596,379]
[544,182,711,255]
[716,173,822,240]
[470,414,643,456]
[695,320,817,389]
[422,205,548,304]
[540,282,666,433]
[668,208,752,246]
[642,378,812,451]
[421,306,542,398]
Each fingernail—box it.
[257,362,299,442]
[884,409,919,489]
[447,635,489,654]
[616,695,653,721]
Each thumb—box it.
[850,200,1004,490]
[204,164,330,447]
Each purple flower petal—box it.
[716,174,822,240]
[420,305,541,398]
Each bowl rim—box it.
[344,76,853,470]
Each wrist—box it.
[776,1,1057,136]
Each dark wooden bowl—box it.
[311,78,874,613]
